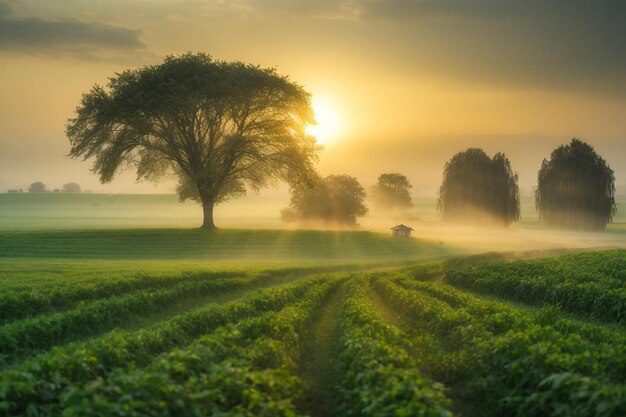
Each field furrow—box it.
[0,268,344,365]
[0,275,271,359]
[374,276,626,417]
[445,250,626,324]
[297,277,347,417]
[0,270,245,324]
[0,276,340,417]
[331,276,454,417]
[55,277,343,417]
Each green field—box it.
[0,240,624,416]
[1,194,625,416]
[0,228,459,262]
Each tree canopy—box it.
[438,148,520,226]
[67,53,319,228]
[370,173,413,211]
[536,138,616,230]
[282,174,368,225]
[61,182,82,193]
[28,181,47,193]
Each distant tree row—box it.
[11,182,83,193]
[438,138,616,230]
[283,138,616,230]
[281,173,413,226]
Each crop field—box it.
[0,246,624,417]
[446,250,626,324]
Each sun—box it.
[306,99,340,145]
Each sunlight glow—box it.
[306,99,341,144]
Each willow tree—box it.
[67,53,319,229]
[536,139,616,230]
[438,148,520,225]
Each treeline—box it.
[283,138,617,231]
[437,138,615,230]
[7,182,82,193]
[281,173,414,226]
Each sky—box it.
[1,0,625,196]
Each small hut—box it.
[391,224,414,237]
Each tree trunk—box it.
[201,197,216,229]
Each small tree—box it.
[536,138,616,230]
[28,181,47,193]
[67,53,319,229]
[282,174,368,225]
[370,173,413,210]
[61,182,82,193]
[438,148,520,225]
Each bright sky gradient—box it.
[1,0,625,195]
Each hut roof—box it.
[391,224,414,231]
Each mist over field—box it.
[1,192,624,256]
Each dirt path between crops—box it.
[367,283,406,328]
[298,281,347,417]
[370,278,477,417]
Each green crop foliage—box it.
[0,269,244,324]
[445,250,626,324]
[375,274,626,417]
[0,275,267,358]
[0,276,335,417]
[58,277,342,417]
[333,277,453,417]
[0,249,624,417]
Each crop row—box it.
[445,250,626,324]
[333,276,453,417]
[0,272,278,359]
[375,276,626,417]
[0,269,244,324]
[55,276,342,417]
[395,274,626,348]
[0,275,339,417]
[0,262,359,325]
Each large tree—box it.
[536,138,616,230]
[370,173,413,210]
[67,53,319,228]
[438,148,520,225]
[282,174,368,225]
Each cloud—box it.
[2,0,624,95]
[209,0,354,19]
[0,0,147,59]
[259,0,624,96]
[222,0,626,96]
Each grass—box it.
[0,228,460,263]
